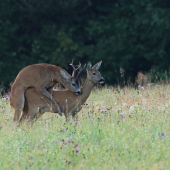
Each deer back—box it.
[11,63,82,94]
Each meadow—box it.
[0,84,170,170]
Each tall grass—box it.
[0,84,170,170]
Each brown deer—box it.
[10,61,82,122]
[20,61,105,123]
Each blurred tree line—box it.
[1,0,170,86]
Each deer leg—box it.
[72,113,78,122]
[13,93,25,122]
[19,104,29,125]
[13,109,21,122]
[71,108,80,122]
[35,108,44,120]
[36,88,62,116]
[24,111,38,127]
[28,108,45,126]
[19,112,27,125]
[36,111,41,120]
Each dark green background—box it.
[1,0,170,86]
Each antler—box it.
[76,63,86,79]
[70,60,81,78]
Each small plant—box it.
[0,85,170,169]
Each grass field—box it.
[0,85,170,170]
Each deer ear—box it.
[92,60,102,70]
[87,62,92,70]
[60,70,69,79]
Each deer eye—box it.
[93,73,96,75]
[72,83,76,86]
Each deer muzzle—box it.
[75,90,82,95]
[99,78,105,86]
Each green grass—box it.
[1,85,170,170]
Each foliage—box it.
[1,85,170,169]
[0,0,170,86]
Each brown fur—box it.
[20,61,105,124]
[10,63,81,121]
[135,71,148,87]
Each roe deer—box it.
[20,61,105,123]
[10,61,82,122]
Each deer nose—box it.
[99,78,105,84]
[75,90,82,95]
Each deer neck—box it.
[79,77,94,104]
[59,78,67,86]
[54,69,67,85]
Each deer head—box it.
[86,61,105,85]
[59,61,82,95]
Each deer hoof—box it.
[59,111,62,116]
